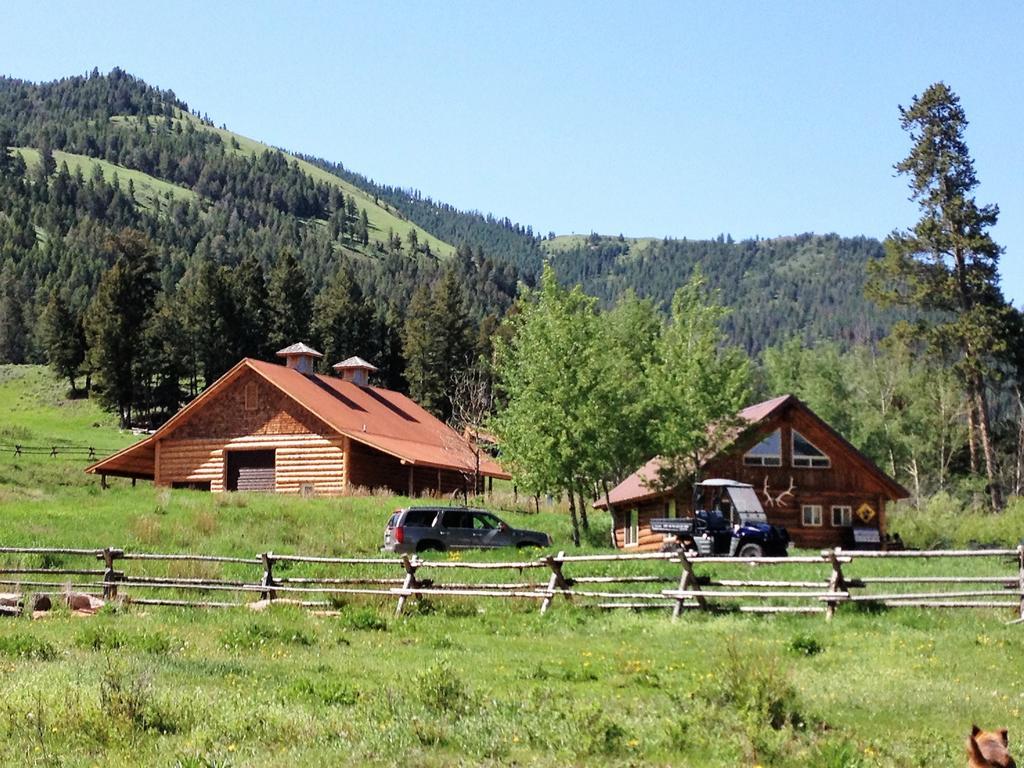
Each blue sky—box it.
[8,1,1024,302]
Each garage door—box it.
[226,450,276,492]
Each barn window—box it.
[244,381,260,411]
[625,508,639,547]
[792,430,830,468]
[743,430,782,466]
[831,505,852,527]
[802,504,823,527]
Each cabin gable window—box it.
[244,381,260,412]
[792,430,830,468]
[743,429,782,466]
[831,505,852,527]
[802,504,823,527]
[625,508,639,547]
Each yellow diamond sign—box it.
[856,503,876,523]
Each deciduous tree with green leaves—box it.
[491,265,607,545]
[646,271,751,491]
[867,82,1018,509]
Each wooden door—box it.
[226,450,276,492]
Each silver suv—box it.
[383,506,551,554]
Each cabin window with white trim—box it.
[625,508,639,547]
[802,504,823,527]
[743,429,782,466]
[831,505,852,527]
[792,430,830,468]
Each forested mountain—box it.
[0,68,902,427]
[544,233,908,355]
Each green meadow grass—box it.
[1,365,1023,766]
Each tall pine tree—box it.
[867,82,1017,509]
[267,248,311,354]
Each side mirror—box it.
[499,522,510,532]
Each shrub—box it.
[0,634,58,660]
[697,640,803,731]
[789,633,824,657]
[221,621,314,650]
[415,661,472,714]
[339,605,388,632]
[289,676,358,707]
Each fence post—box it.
[672,549,705,620]
[395,555,420,616]
[1018,544,1024,622]
[98,547,124,600]
[825,548,846,621]
[540,551,571,614]
[259,551,276,601]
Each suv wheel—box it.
[737,542,763,558]
[416,541,445,553]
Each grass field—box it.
[1,365,1023,766]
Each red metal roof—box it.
[87,358,510,480]
[594,394,907,508]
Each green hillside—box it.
[14,146,197,209]
[110,114,454,257]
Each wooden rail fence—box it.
[0,545,1022,623]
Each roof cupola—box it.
[332,356,378,386]
[276,342,323,375]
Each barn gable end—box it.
[157,368,346,494]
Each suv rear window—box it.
[402,509,438,527]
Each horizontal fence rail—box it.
[0,545,1021,623]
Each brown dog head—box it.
[968,726,1015,768]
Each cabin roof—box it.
[86,358,510,480]
[594,394,909,508]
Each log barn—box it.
[86,344,509,496]
[596,394,909,550]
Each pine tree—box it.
[266,248,311,353]
[357,209,370,246]
[84,230,158,427]
[39,289,86,392]
[231,253,270,360]
[312,262,374,366]
[403,284,442,411]
[867,82,1016,509]
[184,256,235,387]
[0,260,28,363]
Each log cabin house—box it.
[86,343,509,496]
[596,394,909,550]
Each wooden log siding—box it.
[346,440,467,497]
[159,435,345,494]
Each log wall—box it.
[347,440,467,497]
